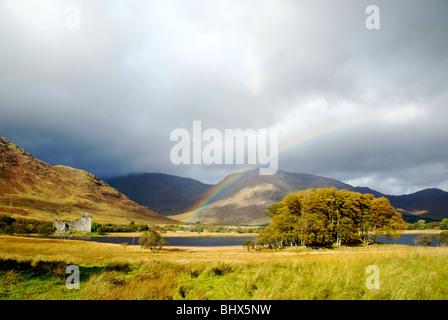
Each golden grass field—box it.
[1,235,448,300]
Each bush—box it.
[139,229,169,253]
[242,240,255,251]
[440,219,448,230]
[414,234,435,247]
[437,231,448,247]
[91,222,102,233]
[36,222,55,237]
[137,224,149,232]
[97,227,106,235]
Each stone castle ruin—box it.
[54,212,92,235]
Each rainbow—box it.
[182,166,255,224]
[181,110,391,224]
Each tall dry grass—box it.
[1,235,448,300]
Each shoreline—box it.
[12,229,444,240]
[104,229,443,238]
[400,229,443,234]
[103,231,259,238]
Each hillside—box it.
[109,169,448,225]
[169,170,359,225]
[0,137,177,225]
[106,172,213,216]
[386,188,448,221]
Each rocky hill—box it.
[140,170,359,225]
[107,172,213,216]
[0,137,177,225]
[110,169,448,225]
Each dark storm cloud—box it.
[0,0,447,194]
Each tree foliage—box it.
[139,228,169,252]
[0,215,55,237]
[242,240,255,251]
[258,188,406,249]
[413,232,448,247]
[438,231,448,247]
[407,218,448,231]
[414,234,435,248]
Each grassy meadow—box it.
[1,235,448,300]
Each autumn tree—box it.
[139,228,169,252]
[414,234,435,248]
[260,188,405,249]
[363,196,405,244]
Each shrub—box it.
[437,231,448,247]
[97,227,106,235]
[242,240,255,251]
[139,229,169,253]
[36,222,55,237]
[414,234,435,247]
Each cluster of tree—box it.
[93,222,261,235]
[408,219,448,231]
[139,227,169,252]
[0,216,152,237]
[92,221,150,235]
[0,214,55,237]
[257,188,406,249]
[414,232,448,247]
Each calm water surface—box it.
[376,233,441,246]
[59,236,257,247]
[56,233,441,247]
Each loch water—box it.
[54,233,441,247]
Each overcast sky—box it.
[1,0,447,195]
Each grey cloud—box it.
[0,0,447,194]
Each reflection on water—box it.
[164,237,257,246]
[57,236,257,247]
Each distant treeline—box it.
[0,216,150,236]
[93,221,148,234]
[93,222,262,235]
[407,219,448,231]
[0,214,261,237]
[161,223,263,234]
[0,215,55,236]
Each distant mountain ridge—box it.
[0,137,177,225]
[107,170,357,225]
[2,136,446,226]
[109,170,448,225]
[385,188,448,221]
[107,172,213,216]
